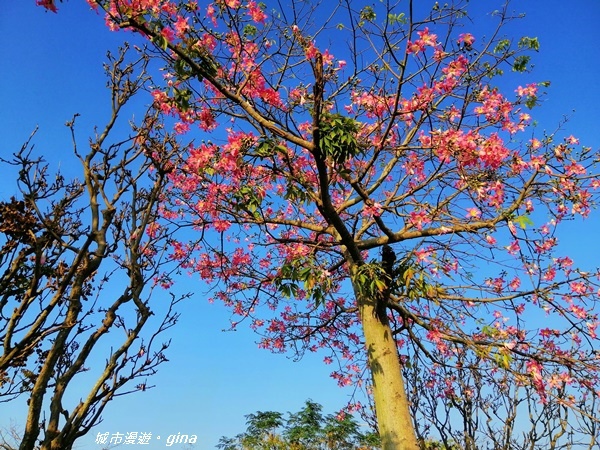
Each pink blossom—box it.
[570,281,589,295]
[174,16,189,37]
[565,161,586,176]
[363,202,383,217]
[174,122,190,134]
[406,40,425,55]
[466,207,481,220]
[486,235,497,245]
[566,135,579,145]
[486,277,504,294]
[36,0,58,12]
[543,267,556,282]
[479,133,509,169]
[509,277,521,290]
[206,4,218,26]
[515,83,538,97]
[247,1,267,23]
[442,55,469,79]
[414,247,433,262]
[530,138,542,150]
[161,26,176,43]
[506,240,520,255]
[417,27,438,47]
[519,112,531,123]
[305,41,319,59]
[321,49,335,66]
[458,33,475,46]
[534,238,557,254]
[218,0,241,8]
[570,304,587,319]
[408,209,432,230]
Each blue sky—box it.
[1,1,599,449]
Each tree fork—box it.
[310,50,418,449]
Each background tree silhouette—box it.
[0,45,186,450]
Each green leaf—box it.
[525,96,538,109]
[174,87,192,111]
[319,113,361,165]
[360,6,376,22]
[512,55,530,72]
[387,13,406,25]
[244,24,258,37]
[255,139,274,157]
[481,325,496,337]
[493,39,510,54]
[152,33,169,51]
[518,36,540,51]
[514,214,534,229]
[174,58,192,80]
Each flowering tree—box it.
[1,46,184,450]
[41,0,600,448]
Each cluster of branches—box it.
[0,45,185,450]
[403,352,600,450]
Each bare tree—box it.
[0,45,186,450]
[403,347,600,450]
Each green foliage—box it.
[319,113,361,165]
[174,58,193,81]
[510,36,538,72]
[254,139,288,158]
[173,86,192,111]
[524,95,538,109]
[359,6,376,24]
[353,263,389,300]
[246,411,285,437]
[233,185,263,217]
[244,24,258,37]
[394,258,446,302]
[514,214,534,229]
[217,400,380,450]
[353,255,448,308]
[274,259,332,305]
[518,36,540,51]
[152,32,169,50]
[284,400,324,447]
[493,39,510,54]
[283,183,311,205]
[512,55,530,72]
[387,13,406,25]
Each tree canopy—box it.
[217,400,380,450]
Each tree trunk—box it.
[350,265,420,450]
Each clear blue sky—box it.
[1,2,599,449]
